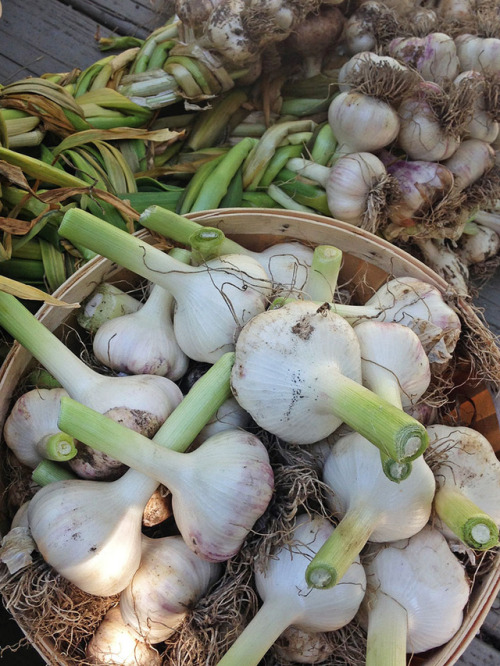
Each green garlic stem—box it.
[322,369,428,462]
[366,592,408,666]
[139,204,251,256]
[190,227,226,263]
[435,484,499,550]
[32,460,77,486]
[304,245,343,302]
[0,292,101,396]
[379,453,413,483]
[305,503,376,589]
[38,433,77,462]
[217,597,298,666]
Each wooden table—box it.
[0,0,499,664]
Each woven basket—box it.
[0,208,498,665]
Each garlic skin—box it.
[362,526,470,654]
[273,626,335,664]
[3,388,72,468]
[231,300,362,444]
[77,283,141,334]
[443,139,496,192]
[193,396,251,446]
[426,424,500,545]
[325,152,388,227]
[120,535,221,643]
[86,606,162,666]
[457,224,500,265]
[361,277,461,365]
[397,82,461,161]
[257,242,314,297]
[388,33,460,85]
[27,470,157,596]
[166,429,274,562]
[354,321,430,409]
[455,35,500,75]
[0,502,36,574]
[384,158,454,227]
[328,92,400,156]
[93,284,189,380]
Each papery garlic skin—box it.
[273,626,335,664]
[455,35,500,75]
[384,159,454,226]
[397,82,460,161]
[167,429,274,562]
[388,33,460,85]
[328,92,400,155]
[93,284,189,380]
[362,277,461,365]
[231,301,362,444]
[120,535,221,643]
[458,225,500,265]
[362,526,470,654]
[27,470,157,596]
[193,397,251,446]
[3,388,71,468]
[86,606,162,666]
[325,152,388,226]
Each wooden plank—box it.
[66,0,174,38]
[456,636,500,665]
[0,1,112,82]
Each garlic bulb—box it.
[384,157,454,227]
[455,34,500,75]
[59,209,272,364]
[443,138,496,191]
[305,431,435,589]
[342,1,395,55]
[457,224,500,265]
[3,388,76,468]
[59,399,275,563]
[414,239,470,297]
[86,606,162,666]
[328,92,400,156]
[388,33,460,85]
[397,81,461,161]
[273,626,335,664]
[77,283,141,334]
[120,535,221,643]
[361,526,470,659]
[337,52,408,94]
[325,152,390,230]
[217,514,366,666]
[426,424,500,550]
[454,71,499,144]
[232,299,428,461]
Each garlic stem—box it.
[32,460,77,485]
[286,157,330,187]
[140,204,251,255]
[434,484,499,550]
[303,245,343,302]
[305,502,376,589]
[217,596,298,666]
[473,210,500,234]
[320,368,428,462]
[0,292,102,395]
[190,226,226,263]
[38,432,77,462]
[379,455,412,484]
[365,592,408,666]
